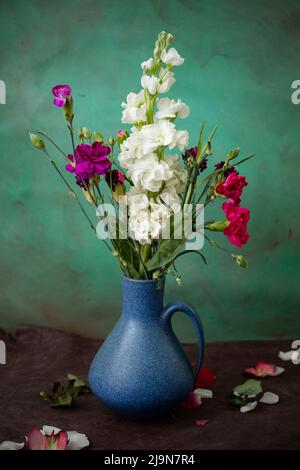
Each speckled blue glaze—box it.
[88,277,204,420]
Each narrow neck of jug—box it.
[122,277,165,320]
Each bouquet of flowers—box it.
[29,31,252,282]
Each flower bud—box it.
[108,136,115,146]
[227,148,240,161]
[63,96,74,123]
[93,131,104,142]
[29,132,45,150]
[166,33,174,47]
[77,127,84,140]
[82,127,91,140]
[232,254,248,268]
[116,130,129,145]
[205,220,229,232]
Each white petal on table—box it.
[269,366,285,376]
[67,431,89,450]
[194,388,213,399]
[279,349,300,363]
[240,401,257,413]
[42,425,61,435]
[0,441,24,450]
[259,392,279,405]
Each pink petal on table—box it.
[244,361,283,377]
[56,431,69,450]
[27,427,47,450]
[180,391,202,409]
[244,367,258,376]
[194,419,208,426]
[256,361,277,376]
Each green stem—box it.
[36,132,68,160]
[42,149,96,233]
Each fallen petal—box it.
[56,431,69,450]
[0,441,24,451]
[240,401,257,413]
[194,388,213,399]
[256,361,276,376]
[244,367,258,376]
[279,350,300,363]
[67,431,89,450]
[27,427,47,450]
[42,425,61,436]
[194,367,216,389]
[194,419,208,426]
[180,391,202,409]
[259,392,279,405]
[245,361,284,377]
[272,367,285,376]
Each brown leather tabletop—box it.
[0,326,299,450]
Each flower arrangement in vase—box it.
[29,32,252,419]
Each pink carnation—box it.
[216,171,247,205]
[52,84,72,107]
[222,202,250,248]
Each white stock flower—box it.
[165,155,187,190]
[141,57,154,72]
[161,47,184,66]
[156,98,190,119]
[141,71,176,95]
[121,91,146,124]
[159,185,181,212]
[141,75,159,95]
[127,187,149,216]
[141,120,176,149]
[127,153,173,192]
[158,70,176,93]
[128,198,172,244]
[174,130,189,151]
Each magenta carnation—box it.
[222,202,250,249]
[216,171,247,204]
[52,84,72,107]
[66,141,111,179]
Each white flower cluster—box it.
[119,42,189,244]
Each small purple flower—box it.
[52,84,72,107]
[215,161,225,170]
[199,157,208,173]
[66,142,111,180]
[182,146,197,161]
[105,169,125,191]
[215,161,235,177]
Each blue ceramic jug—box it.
[88,277,204,420]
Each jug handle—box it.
[161,302,204,379]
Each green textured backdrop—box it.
[0,0,299,342]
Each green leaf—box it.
[146,239,185,271]
[233,379,262,397]
[233,154,255,167]
[67,373,86,388]
[232,254,248,268]
[40,374,90,408]
[172,249,207,266]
